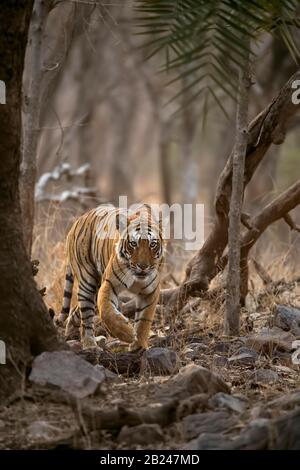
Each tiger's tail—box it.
[56,265,74,326]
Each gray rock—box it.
[155,364,230,401]
[141,347,181,375]
[67,340,82,353]
[95,335,106,348]
[29,351,115,398]
[228,347,258,366]
[117,423,164,446]
[274,305,300,335]
[184,432,228,450]
[213,356,228,367]
[94,364,120,382]
[182,411,238,440]
[245,327,295,354]
[251,368,279,385]
[209,392,248,413]
[185,418,270,450]
[27,421,60,442]
[213,342,233,353]
[250,405,272,420]
[182,343,208,360]
[188,342,209,352]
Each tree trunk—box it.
[224,47,251,335]
[20,0,50,255]
[0,0,63,399]
[181,72,198,206]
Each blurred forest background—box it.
[28,1,300,303]
[2,0,300,450]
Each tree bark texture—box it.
[20,0,50,255]
[0,0,63,399]
[225,47,250,336]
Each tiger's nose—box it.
[136,263,149,272]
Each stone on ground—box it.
[29,351,117,398]
[141,347,181,375]
[117,423,164,445]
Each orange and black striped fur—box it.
[56,205,164,350]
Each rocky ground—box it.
[1,284,300,450]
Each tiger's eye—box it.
[150,240,158,248]
[130,240,137,247]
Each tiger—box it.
[56,204,164,350]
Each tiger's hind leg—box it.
[78,276,98,349]
[55,265,74,327]
[65,306,81,339]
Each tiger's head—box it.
[116,208,164,279]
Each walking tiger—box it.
[56,204,164,350]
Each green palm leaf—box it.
[134,0,300,114]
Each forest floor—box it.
[1,248,300,450]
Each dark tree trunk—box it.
[0,0,63,399]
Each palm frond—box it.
[134,0,300,113]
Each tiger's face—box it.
[116,213,163,279]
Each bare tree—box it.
[20,0,50,255]
[225,46,251,335]
[20,0,95,255]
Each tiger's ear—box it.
[115,213,128,233]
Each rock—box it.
[185,432,227,450]
[95,335,106,348]
[27,421,61,442]
[155,364,230,401]
[182,343,208,360]
[29,351,116,398]
[213,342,233,353]
[228,347,258,366]
[245,327,295,354]
[117,423,164,446]
[268,391,300,410]
[250,405,272,420]
[188,342,208,352]
[209,392,248,413]
[213,356,228,367]
[184,419,270,450]
[274,305,300,335]
[141,347,181,375]
[182,411,238,440]
[250,368,279,385]
[292,346,300,365]
[94,364,120,382]
[67,340,82,353]
[176,394,209,419]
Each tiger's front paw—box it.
[129,340,147,353]
[82,335,98,349]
